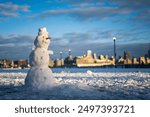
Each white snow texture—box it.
[25,27,55,89]
[0,68,149,99]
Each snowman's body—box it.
[25,27,55,89]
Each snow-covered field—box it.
[0,68,150,99]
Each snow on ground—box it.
[0,68,150,99]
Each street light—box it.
[68,49,71,56]
[113,37,116,67]
[60,51,62,60]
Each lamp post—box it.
[60,51,62,60]
[68,49,71,56]
[113,37,116,67]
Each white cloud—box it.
[0,11,18,17]
[0,2,30,12]
[38,6,131,20]
[0,2,30,18]
[41,0,150,25]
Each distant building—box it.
[145,48,150,58]
[49,59,54,67]
[1,59,11,68]
[10,60,14,68]
[132,58,139,64]
[75,50,95,66]
[0,49,150,68]
[146,58,150,64]
[64,55,75,67]
[123,51,132,64]
[54,59,64,67]
[75,50,114,67]
[17,59,28,68]
[93,53,97,61]
[118,57,124,64]
[139,57,146,64]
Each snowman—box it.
[25,27,56,89]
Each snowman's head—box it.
[34,27,51,49]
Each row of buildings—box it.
[53,50,150,68]
[0,50,150,68]
[0,59,30,69]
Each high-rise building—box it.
[87,50,92,57]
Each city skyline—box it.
[0,0,150,59]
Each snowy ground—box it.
[0,68,150,100]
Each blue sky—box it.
[0,0,150,60]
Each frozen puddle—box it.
[0,72,150,99]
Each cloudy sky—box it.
[0,0,150,60]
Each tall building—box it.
[124,51,131,59]
[93,53,97,60]
[124,51,132,64]
[87,50,92,57]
